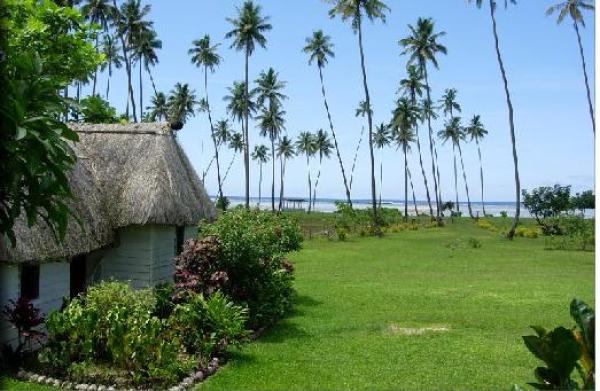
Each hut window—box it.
[176,226,185,255]
[20,264,40,300]
[70,255,87,298]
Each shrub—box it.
[78,95,119,124]
[1,297,45,366]
[333,202,404,236]
[514,226,540,239]
[216,195,230,211]
[476,219,497,232]
[467,237,482,248]
[336,227,348,241]
[522,185,572,235]
[197,208,302,328]
[500,211,508,218]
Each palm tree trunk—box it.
[205,66,224,201]
[422,65,441,223]
[489,0,520,238]
[313,155,323,211]
[258,162,263,208]
[278,157,285,212]
[407,166,419,217]
[92,35,99,96]
[349,126,365,190]
[222,154,236,184]
[476,139,486,215]
[306,155,312,213]
[318,66,352,207]
[409,95,434,216]
[63,86,69,122]
[106,64,111,100]
[573,21,595,133]
[378,157,383,208]
[243,46,250,209]
[147,66,158,96]
[452,144,460,213]
[139,60,143,120]
[75,81,80,121]
[457,142,474,218]
[356,14,380,234]
[271,137,276,212]
[403,144,408,222]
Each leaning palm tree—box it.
[100,34,123,100]
[468,0,520,238]
[399,65,433,215]
[81,0,115,95]
[303,30,353,207]
[189,34,224,201]
[252,145,270,208]
[465,115,489,216]
[276,135,296,211]
[440,88,461,118]
[373,123,391,208]
[400,17,447,222]
[438,117,474,218]
[167,83,196,130]
[146,91,169,122]
[327,0,390,235]
[547,0,594,132]
[223,132,245,186]
[256,103,286,212]
[133,28,161,120]
[226,0,272,208]
[391,97,420,221]
[296,132,318,212]
[312,129,334,210]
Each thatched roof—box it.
[1,123,216,264]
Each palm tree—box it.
[328,0,390,235]
[391,97,420,221]
[438,117,474,218]
[190,34,224,201]
[81,0,115,96]
[253,68,287,110]
[312,129,334,210]
[146,91,169,121]
[276,135,296,211]
[399,65,433,216]
[400,17,447,222]
[303,30,353,207]
[167,83,196,129]
[223,132,245,185]
[419,97,443,213]
[440,88,461,118]
[133,28,161,120]
[407,166,419,217]
[226,0,272,208]
[373,123,391,208]
[252,145,270,208]
[438,116,462,216]
[465,115,489,216]
[547,0,595,133]
[100,34,123,100]
[114,0,152,122]
[296,132,317,212]
[468,0,520,238]
[256,103,286,212]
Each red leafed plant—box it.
[2,297,45,353]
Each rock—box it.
[97,385,107,391]
[193,371,204,381]
[53,379,61,387]
[210,357,219,366]
[37,375,46,383]
[88,384,98,391]
[76,384,87,391]
[107,386,115,391]
[16,369,27,379]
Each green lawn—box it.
[199,219,594,390]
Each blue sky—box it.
[96,0,595,202]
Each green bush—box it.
[333,202,405,236]
[198,208,302,328]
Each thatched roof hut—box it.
[0,123,216,264]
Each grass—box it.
[0,376,56,391]
[3,218,594,390]
[198,218,594,390]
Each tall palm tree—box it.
[420,97,442,212]
[373,123,391,208]
[296,132,318,212]
[133,28,161,120]
[276,136,296,211]
[146,91,169,121]
[224,81,257,138]
[547,0,595,133]
[407,166,419,217]
[438,117,474,218]
[114,0,152,122]
[438,115,462,215]
[100,34,123,100]
[466,115,489,216]
[190,34,224,201]
[399,65,433,215]
[252,145,270,208]
[226,0,272,208]
[81,0,115,96]
[312,129,334,210]
[214,119,233,192]
[328,0,390,235]
[440,88,461,118]
[167,83,196,130]
[256,103,286,212]
[400,17,447,222]
[303,30,353,207]
[253,68,287,110]
[468,0,520,238]
[391,97,420,221]
[223,132,245,185]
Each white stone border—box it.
[16,357,222,391]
